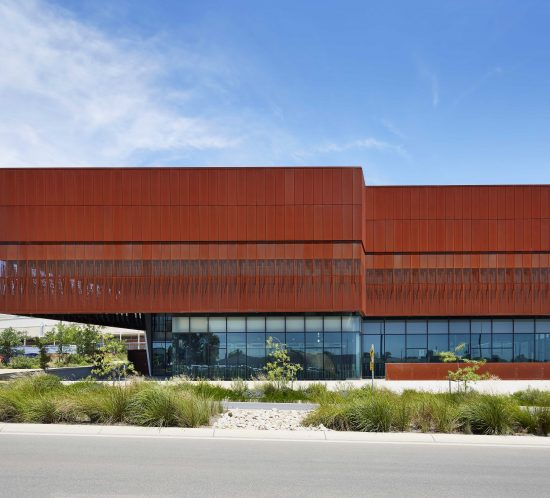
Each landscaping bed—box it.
[1,374,549,435]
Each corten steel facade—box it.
[0,167,549,379]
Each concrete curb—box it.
[1,423,549,446]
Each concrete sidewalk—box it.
[1,423,549,447]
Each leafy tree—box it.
[92,334,135,382]
[0,327,27,363]
[74,324,104,358]
[264,336,302,389]
[45,322,78,364]
[439,343,494,392]
[34,337,51,371]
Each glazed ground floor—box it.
[147,313,550,379]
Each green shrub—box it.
[516,406,550,436]
[393,397,414,432]
[128,385,221,428]
[412,394,459,433]
[11,373,62,394]
[0,391,23,422]
[8,356,41,369]
[302,403,352,431]
[23,395,85,424]
[460,395,517,435]
[512,389,550,407]
[348,395,396,432]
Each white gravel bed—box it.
[213,408,326,431]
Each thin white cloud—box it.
[0,0,238,167]
[315,137,410,158]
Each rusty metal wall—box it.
[362,185,550,316]
[0,167,364,314]
[1,168,549,317]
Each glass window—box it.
[286,316,304,332]
[492,334,513,362]
[471,333,491,360]
[535,334,550,362]
[341,333,361,378]
[324,332,341,349]
[449,320,469,333]
[471,319,491,334]
[306,332,323,347]
[514,319,534,334]
[247,317,265,332]
[286,332,305,350]
[536,319,550,333]
[362,335,382,357]
[493,319,513,334]
[406,348,427,362]
[190,317,208,333]
[342,316,360,332]
[227,317,245,333]
[385,320,405,334]
[514,335,534,361]
[209,317,226,333]
[266,317,285,333]
[427,335,448,360]
[324,316,341,331]
[247,332,265,349]
[363,320,384,334]
[305,316,323,332]
[384,335,405,362]
[407,320,427,334]
[172,317,189,333]
[450,334,470,356]
[428,320,448,334]
[227,333,246,351]
[407,334,427,349]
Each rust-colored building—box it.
[1,167,549,379]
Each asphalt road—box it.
[1,434,549,497]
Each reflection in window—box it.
[492,334,513,362]
[384,335,405,362]
[514,335,534,362]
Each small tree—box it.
[45,322,78,365]
[92,334,135,383]
[439,343,493,392]
[74,324,104,358]
[34,337,50,371]
[0,327,27,363]
[264,336,302,389]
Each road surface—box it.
[1,432,549,497]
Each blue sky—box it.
[1,0,549,184]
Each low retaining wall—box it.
[386,362,550,380]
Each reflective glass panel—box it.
[514,319,534,334]
[492,334,513,362]
[305,317,323,332]
[209,317,226,333]
[450,334,470,356]
[536,319,550,333]
[428,320,448,334]
[384,335,405,362]
[324,316,341,331]
[385,320,406,334]
[407,320,427,334]
[471,333,491,360]
[247,317,265,332]
[407,334,427,349]
[172,317,189,333]
[266,317,285,333]
[449,320,469,333]
[324,332,341,349]
[190,317,208,333]
[428,335,448,359]
[363,321,384,334]
[306,332,323,347]
[514,335,534,361]
[342,316,360,332]
[286,317,304,332]
[471,319,491,334]
[535,334,550,361]
[227,317,245,333]
[493,319,513,333]
[286,332,305,350]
